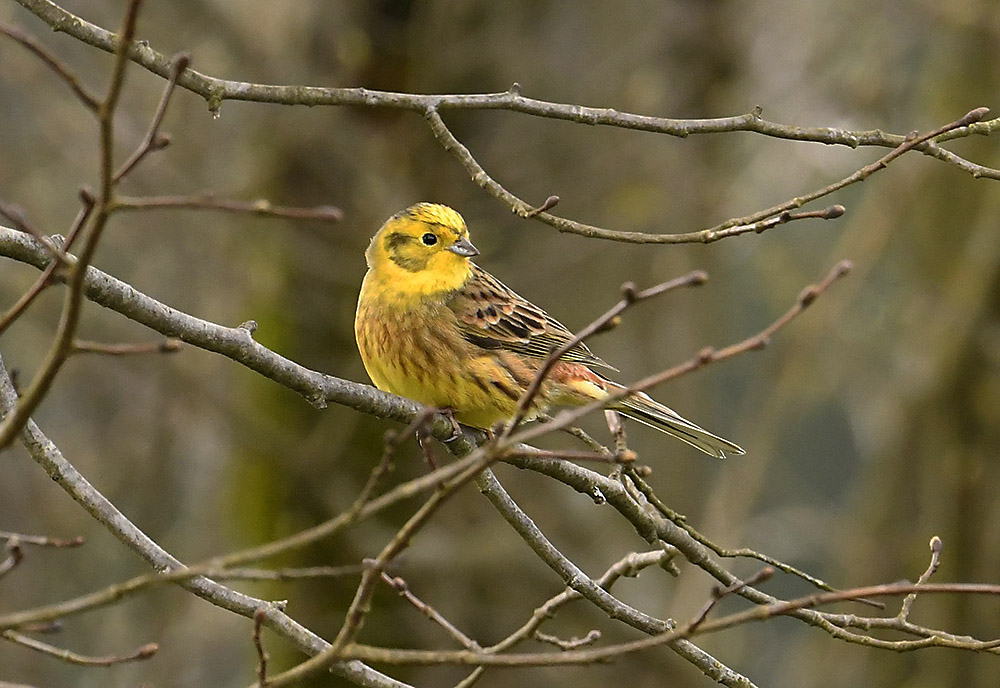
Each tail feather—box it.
[611,387,744,459]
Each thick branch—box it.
[0,225,412,420]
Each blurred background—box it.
[0,1,998,687]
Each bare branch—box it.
[0,354,411,688]
[705,108,991,238]
[1,630,157,666]
[501,446,630,465]
[215,565,366,581]
[687,568,775,631]
[112,51,191,183]
[704,205,846,241]
[71,339,182,356]
[533,629,601,650]
[11,0,998,177]
[0,530,83,548]
[113,195,344,222]
[0,0,147,452]
[473,469,755,687]
[333,578,1000,668]
[429,106,851,244]
[0,193,94,337]
[381,573,482,650]
[623,468,883,606]
[253,608,269,687]
[0,21,99,110]
[9,0,997,254]
[511,260,852,447]
[453,553,669,688]
[499,270,708,438]
[259,451,507,688]
[0,200,70,266]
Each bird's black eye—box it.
[421,232,438,246]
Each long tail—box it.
[608,384,744,459]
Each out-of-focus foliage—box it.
[0,1,997,687]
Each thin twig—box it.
[0,563,363,632]
[426,107,849,244]
[14,0,997,182]
[0,356,405,688]
[498,269,708,438]
[0,190,95,337]
[0,22,99,110]
[213,565,366,581]
[256,444,506,688]
[254,608,269,687]
[113,195,344,222]
[0,200,70,266]
[554,422,615,457]
[705,205,845,241]
[473,469,753,686]
[524,195,560,218]
[511,260,852,447]
[112,51,190,183]
[0,0,145,453]
[703,108,990,239]
[623,468,883,606]
[502,446,630,465]
[687,567,775,631]
[605,409,633,461]
[533,630,601,650]
[381,573,482,650]
[497,550,669,652]
[899,536,944,621]
[1,630,157,666]
[0,530,83,548]
[335,579,1000,667]
[72,339,182,356]
[454,550,673,688]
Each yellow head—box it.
[364,203,479,296]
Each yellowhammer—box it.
[355,203,744,458]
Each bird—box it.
[354,203,744,458]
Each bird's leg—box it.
[436,407,463,443]
[415,407,463,471]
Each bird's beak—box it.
[448,237,479,257]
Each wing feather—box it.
[448,264,616,370]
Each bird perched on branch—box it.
[355,203,744,458]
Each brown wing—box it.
[447,263,616,370]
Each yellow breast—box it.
[355,277,527,428]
